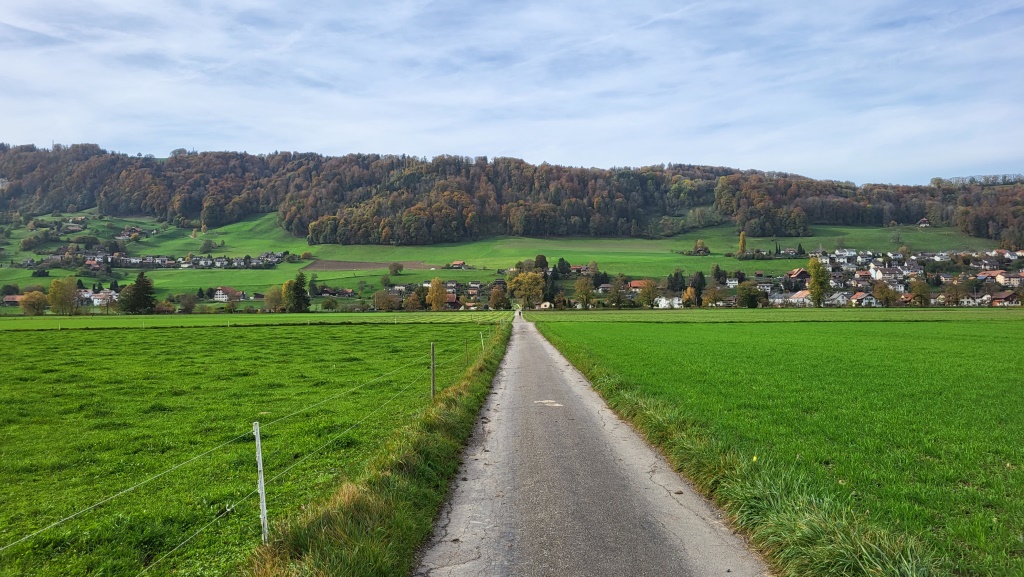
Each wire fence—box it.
[0,329,501,576]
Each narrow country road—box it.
[414,317,770,577]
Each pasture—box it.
[0,313,510,576]
[531,309,1024,575]
[1,211,998,296]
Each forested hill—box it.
[0,142,1022,248]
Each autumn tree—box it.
[738,231,747,255]
[508,272,544,309]
[807,257,829,307]
[608,275,627,309]
[264,285,283,311]
[682,286,697,307]
[488,285,507,310]
[637,279,658,308]
[388,262,404,276]
[373,290,399,311]
[702,285,724,307]
[47,277,79,316]
[873,282,899,307]
[427,277,446,311]
[404,292,423,311]
[20,291,48,316]
[910,279,930,307]
[574,276,594,309]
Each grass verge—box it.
[534,323,944,577]
[245,320,512,576]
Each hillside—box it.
[0,142,1021,248]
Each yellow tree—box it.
[682,286,697,307]
[20,291,48,316]
[47,277,79,316]
[573,276,594,309]
[508,272,544,309]
[637,279,658,308]
[427,277,447,311]
[264,285,283,311]
[738,231,747,255]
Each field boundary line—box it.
[0,429,253,554]
[136,366,432,575]
[263,366,430,487]
[0,351,434,554]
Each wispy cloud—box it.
[0,0,1021,183]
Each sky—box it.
[1,0,1022,185]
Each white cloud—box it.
[0,0,1021,183]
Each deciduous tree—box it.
[637,279,658,309]
[807,257,829,307]
[47,277,79,316]
[264,285,283,311]
[20,291,48,316]
[574,276,594,309]
[427,277,446,311]
[488,285,507,310]
[508,272,544,309]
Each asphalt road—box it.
[414,317,770,577]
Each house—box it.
[726,278,739,289]
[785,268,810,282]
[445,293,461,310]
[451,260,466,269]
[991,291,1021,307]
[917,218,931,227]
[627,280,646,293]
[825,292,852,307]
[2,295,24,307]
[597,283,613,294]
[788,290,812,307]
[654,296,683,309]
[850,292,877,307]
[214,287,243,302]
[996,272,1023,288]
[977,270,1006,282]
[768,292,790,307]
[957,294,981,307]
[538,301,554,310]
[757,281,774,293]
[91,290,118,306]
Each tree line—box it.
[1,142,1021,248]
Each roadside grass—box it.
[0,314,511,576]
[531,312,1024,576]
[246,315,512,576]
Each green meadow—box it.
[0,314,510,576]
[531,310,1024,576]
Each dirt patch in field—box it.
[301,260,431,272]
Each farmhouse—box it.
[214,287,244,302]
[3,295,24,307]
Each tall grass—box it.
[247,320,512,576]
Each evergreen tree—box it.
[120,272,156,314]
[284,272,311,312]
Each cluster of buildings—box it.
[20,251,285,271]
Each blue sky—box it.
[1,0,1021,184]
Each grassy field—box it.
[530,309,1024,576]
[0,313,511,576]
[0,211,999,298]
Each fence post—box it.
[465,338,469,368]
[253,422,269,545]
[430,342,436,400]
[480,332,485,352]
